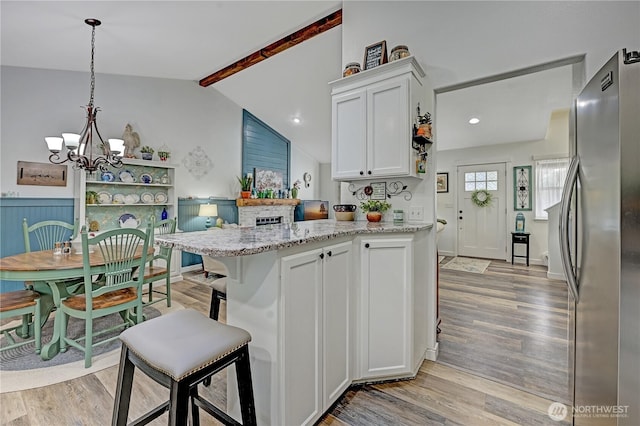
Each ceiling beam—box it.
[199,9,342,87]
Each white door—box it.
[457,163,507,260]
[331,90,367,179]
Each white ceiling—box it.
[1,1,636,162]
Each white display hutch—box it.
[74,157,181,280]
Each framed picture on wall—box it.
[17,161,67,186]
[254,168,284,192]
[436,172,449,193]
[513,165,532,210]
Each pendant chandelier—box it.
[45,18,124,174]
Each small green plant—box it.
[140,146,154,154]
[360,199,391,213]
[157,150,170,161]
[237,175,253,191]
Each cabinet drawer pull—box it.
[327,251,332,257]
[359,171,364,176]
[319,253,325,259]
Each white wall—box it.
[1,66,319,200]
[436,110,570,264]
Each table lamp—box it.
[198,204,218,229]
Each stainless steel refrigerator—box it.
[560,49,639,425]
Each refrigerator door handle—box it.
[560,155,580,302]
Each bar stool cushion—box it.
[119,309,251,381]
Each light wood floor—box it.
[1,263,570,425]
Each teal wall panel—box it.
[177,198,237,267]
[0,198,74,292]
[242,109,291,190]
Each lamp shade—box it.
[108,139,125,156]
[199,204,218,217]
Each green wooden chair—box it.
[143,216,177,307]
[58,225,151,368]
[22,218,79,252]
[0,290,42,354]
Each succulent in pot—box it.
[360,200,391,222]
[140,145,154,160]
[237,175,253,198]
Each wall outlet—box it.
[409,206,424,221]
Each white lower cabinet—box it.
[280,241,351,426]
[358,236,414,379]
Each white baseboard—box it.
[181,264,203,273]
[438,250,455,257]
[425,342,439,361]
[547,271,566,281]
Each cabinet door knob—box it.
[319,253,325,259]
[327,251,332,257]
[359,171,364,176]
[367,170,372,175]
[364,243,370,248]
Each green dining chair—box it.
[143,216,177,307]
[58,225,151,368]
[0,290,42,354]
[22,218,79,252]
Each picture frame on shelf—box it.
[363,40,388,70]
[436,173,449,193]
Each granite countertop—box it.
[156,219,433,257]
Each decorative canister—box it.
[343,62,361,77]
[389,45,410,62]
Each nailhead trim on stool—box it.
[111,309,257,426]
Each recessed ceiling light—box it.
[292,116,302,124]
[469,117,480,125]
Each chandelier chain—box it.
[89,23,96,107]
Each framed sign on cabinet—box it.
[363,40,388,70]
[513,165,532,211]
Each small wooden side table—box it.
[511,232,530,266]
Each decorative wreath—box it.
[471,189,492,207]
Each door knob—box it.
[459,216,463,220]
[459,210,463,213]
[364,243,370,248]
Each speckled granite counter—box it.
[155,219,433,257]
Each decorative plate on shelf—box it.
[97,191,112,204]
[112,193,126,204]
[155,192,168,203]
[140,192,155,204]
[100,171,115,182]
[119,170,136,183]
[140,173,153,184]
[124,193,140,204]
[118,213,140,229]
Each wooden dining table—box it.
[0,246,154,360]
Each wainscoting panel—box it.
[177,198,238,267]
[0,198,75,292]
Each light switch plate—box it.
[409,206,424,221]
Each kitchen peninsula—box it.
[156,220,438,425]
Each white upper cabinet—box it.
[330,56,426,181]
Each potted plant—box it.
[237,175,252,198]
[157,150,170,162]
[291,180,302,199]
[360,199,391,222]
[140,146,154,160]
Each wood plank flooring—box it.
[1,263,571,425]
[437,258,570,404]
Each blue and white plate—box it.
[119,170,136,183]
[118,213,139,228]
[100,171,115,182]
[140,173,153,184]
